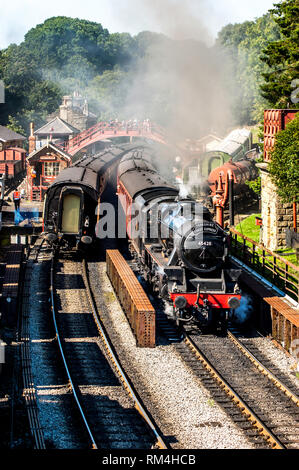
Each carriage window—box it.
[44,162,60,176]
[61,194,81,233]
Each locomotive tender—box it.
[117,147,242,330]
[43,144,144,249]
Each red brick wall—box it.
[264,109,298,162]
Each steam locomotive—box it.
[43,144,144,250]
[207,157,259,197]
[117,148,242,331]
[182,128,259,201]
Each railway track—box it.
[22,236,298,450]
[50,250,167,450]
[126,252,299,449]
[176,326,299,449]
[227,331,299,408]
[20,238,46,449]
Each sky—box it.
[0,0,277,49]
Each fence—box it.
[229,228,299,303]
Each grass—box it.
[274,248,299,267]
[235,214,299,267]
[235,214,261,244]
[233,214,299,300]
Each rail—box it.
[183,332,286,449]
[21,239,46,449]
[83,258,168,449]
[227,331,299,407]
[229,228,299,302]
[50,252,98,449]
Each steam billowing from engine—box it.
[117,147,242,331]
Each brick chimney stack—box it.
[28,122,36,154]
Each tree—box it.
[0,17,138,131]
[216,13,280,124]
[6,115,25,135]
[0,42,62,130]
[260,0,299,108]
[87,68,130,120]
[268,114,299,202]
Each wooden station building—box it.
[26,119,74,201]
[26,142,72,201]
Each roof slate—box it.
[0,125,26,142]
[27,141,72,161]
[34,117,80,136]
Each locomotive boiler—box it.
[117,148,242,331]
[208,158,259,197]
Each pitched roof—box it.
[0,125,26,142]
[27,141,72,162]
[34,117,80,136]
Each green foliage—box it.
[246,176,261,196]
[6,115,25,136]
[268,114,299,202]
[87,68,130,120]
[217,1,299,123]
[1,6,296,138]
[216,13,280,125]
[245,152,264,196]
[260,0,299,108]
[0,17,137,133]
[23,17,109,71]
[0,41,63,131]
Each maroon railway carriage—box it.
[117,147,242,332]
[43,144,145,250]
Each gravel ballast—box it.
[89,261,255,450]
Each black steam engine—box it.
[117,148,242,331]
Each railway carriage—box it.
[43,145,145,250]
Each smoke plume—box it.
[121,0,235,142]
[234,294,253,324]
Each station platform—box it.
[0,198,43,240]
[1,196,42,221]
[235,260,299,357]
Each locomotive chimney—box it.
[28,122,36,154]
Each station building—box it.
[47,92,97,132]
[0,125,26,181]
[26,142,72,201]
[31,117,80,151]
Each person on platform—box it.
[13,190,21,211]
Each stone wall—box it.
[47,94,97,132]
[259,163,298,251]
[59,106,96,131]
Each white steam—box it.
[118,0,213,45]
[234,294,253,324]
